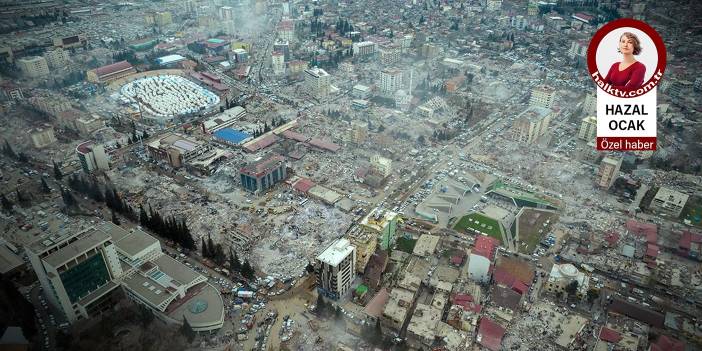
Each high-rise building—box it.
[316,238,356,300]
[360,208,399,251]
[597,156,622,189]
[304,67,331,101]
[511,106,552,144]
[578,116,597,141]
[219,6,234,20]
[583,93,596,115]
[273,40,290,61]
[468,236,498,283]
[351,120,368,144]
[30,126,57,149]
[76,141,109,173]
[529,85,556,109]
[17,56,49,78]
[380,68,403,94]
[155,11,172,27]
[43,48,70,69]
[271,51,285,75]
[370,155,392,177]
[26,226,124,322]
[239,154,287,194]
[378,44,401,65]
[352,41,376,57]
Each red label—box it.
[596,137,656,151]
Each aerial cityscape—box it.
[0,0,700,350]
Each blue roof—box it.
[214,128,250,144]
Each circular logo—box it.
[587,18,667,98]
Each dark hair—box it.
[619,32,642,55]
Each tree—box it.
[16,189,30,206]
[305,262,315,274]
[142,130,150,139]
[3,139,16,158]
[201,237,208,258]
[241,259,255,280]
[586,289,599,304]
[41,177,51,193]
[111,209,120,225]
[206,235,215,259]
[53,161,63,180]
[139,204,149,227]
[181,316,196,343]
[230,249,241,272]
[1,194,13,213]
[315,293,327,316]
[213,244,226,266]
[565,280,579,297]
[137,303,154,327]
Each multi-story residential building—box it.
[76,141,109,173]
[17,56,49,78]
[75,115,105,136]
[380,68,403,94]
[304,67,331,101]
[53,34,87,49]
[315,238,356,300]
[598,156,622,189]
[271,51,285,75]
[511,106,552,144]
[370,155,392,178]
[352,41,376,57]
[345,225,377,274]
[30,126,57,149]
[378,44,401,65]
[583,93,597,115]
[43,48,70,69]
[651,187,689,217]
[352,84,370,99]
[529,85,556,109]
[360,208,399,250]
[239,154,287,194]
[273,40,290,61]
[468,236,498,283]
[578,116,597,141]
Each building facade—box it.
[271,51,285,75]
[651,187,689,217]
[30,126,57,149]
[578,116,596,141]
[598,156,622,189]
[380,68,403,94]
[26,227,124,322]
[511,106,552,144]
[316,238,356,300]
[76,141,109,173]
[17,56,50,78]
[529,85,556,109]
[43,48,70,69]
[304,67,331,101]
[239,154,287,194]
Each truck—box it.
[237,290,255,298]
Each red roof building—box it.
[626,220,658,243]
[243,134,279,153]
[306,138,341,152]
[281,130,310,143]
[292,177,315,193]
[650,335,685,351]
[473,236,499,261]
[598,327,622,343]
[87,60,136,83]
[678,230,702,260]
[477,317,506,351]
[604,231,620,247]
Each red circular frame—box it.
[587,18,667,98]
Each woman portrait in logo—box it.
[603,32,646,90]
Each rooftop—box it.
[316,238,354,267]
[43,228,111,268]
[94,60,134,77]
[240,154,285,178]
